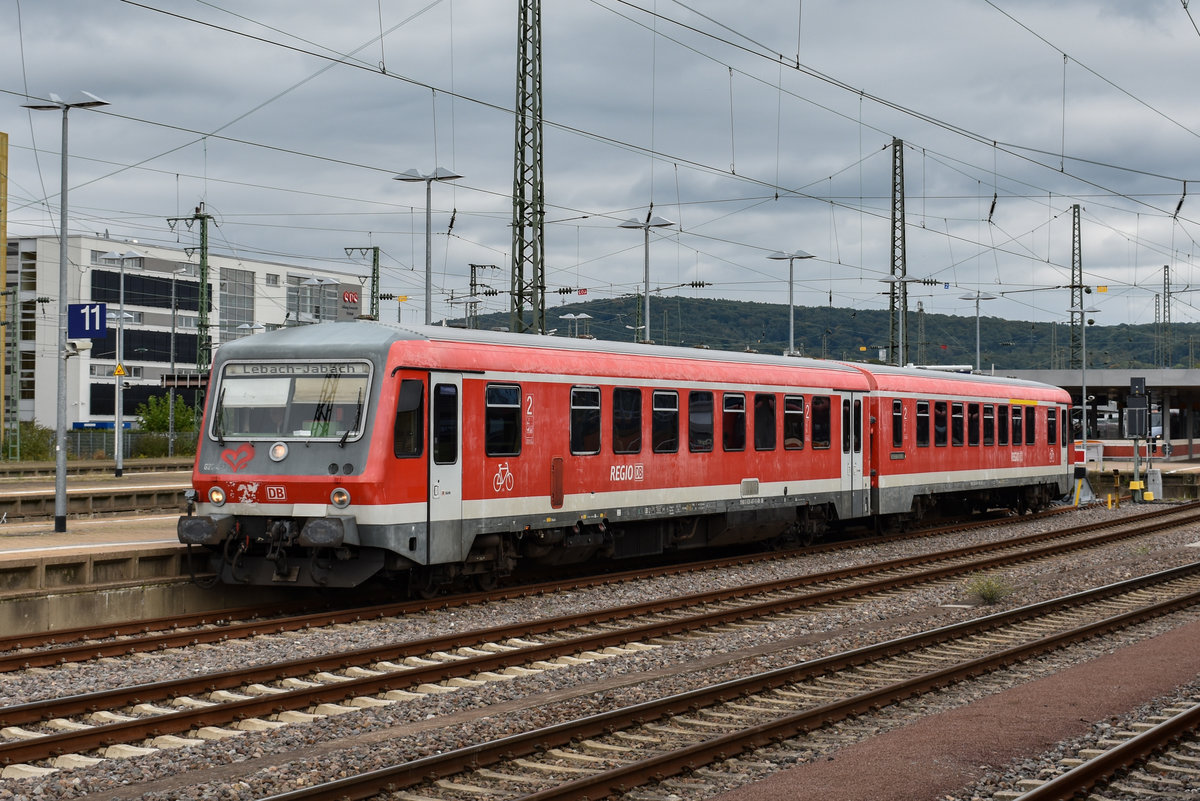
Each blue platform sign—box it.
[68,303,107,339]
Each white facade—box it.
[5,234,362,430]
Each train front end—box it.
[178,322,416,588]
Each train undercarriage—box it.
[183,479,1064,593]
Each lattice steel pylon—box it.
[1163,264,1173,368]
[1069,203,1082,370]
[889,138,907,365]
[510,0,546,335]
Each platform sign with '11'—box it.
[67,303,108,339]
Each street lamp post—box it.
[103,249,142,477]
[22,91,110,531]
[958,291,998,371]
[768,250,816,356]
[394,168,463,326]
[619,214,675,344]
[168,267,187,458]
[1068,307,1100,457]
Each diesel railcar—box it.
[178,322,1073,591]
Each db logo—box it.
[266,486,287,501]
[343,291,359,303]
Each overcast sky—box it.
[3,0,1199,341]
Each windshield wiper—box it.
[340,388,364,448]
[214,387,226,446]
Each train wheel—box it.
[409,569,443,600]
[473,572,499,592]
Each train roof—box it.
[212,321,1068,400]
[215,321,867,377]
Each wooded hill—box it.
[467,296,1189,371]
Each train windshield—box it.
[211,361,372,442]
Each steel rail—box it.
[255,563,1200,801]
[1,529,1197,769]
[3,502,1192,727]
[1013,700,1200,800]
[3,501,1186,673]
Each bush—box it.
[963,574,1015,605]
[14,421,55,461]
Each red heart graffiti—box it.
[221,443,255,472]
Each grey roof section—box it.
[216,322,1074,395]
[1004,368,1200,398]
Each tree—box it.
[135,394,196,433]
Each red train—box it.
[178,322,1073,591]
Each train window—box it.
[689,391,714,453]
[853,399,862,453]
[841,399,850,453]
[1011,405,1022,445]
[432,383,457,465]
[916,400,930,447]
[998,405,1009,445]
[783,395,804,450]
[811,396,832,449]
[485,384,522,457]
[983,405,995,446]
[723,394,746,452]
[934,401,948,447]
[967,403,980,446]
[612,388,642,455]
[652,391,679,453]
[570,387,602,455]
[892,399,904,448]
[393,379,424,458]
[215,361,371,441]
[754,394,776,451]
[951,403,964,446]
[1047,407,1058,445]
[1061,409,1067,447]
[1025,406,1037,445]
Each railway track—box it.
[241,563,1200,801]
[0,502,1182,672]
[1006,697,1200,800]
[0,504,1195,778]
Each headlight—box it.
[269,441,289,462]
[330,487,351,509]
[208,486,226,506]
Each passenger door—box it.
[428,372,464,563]
[840,393,870,518]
